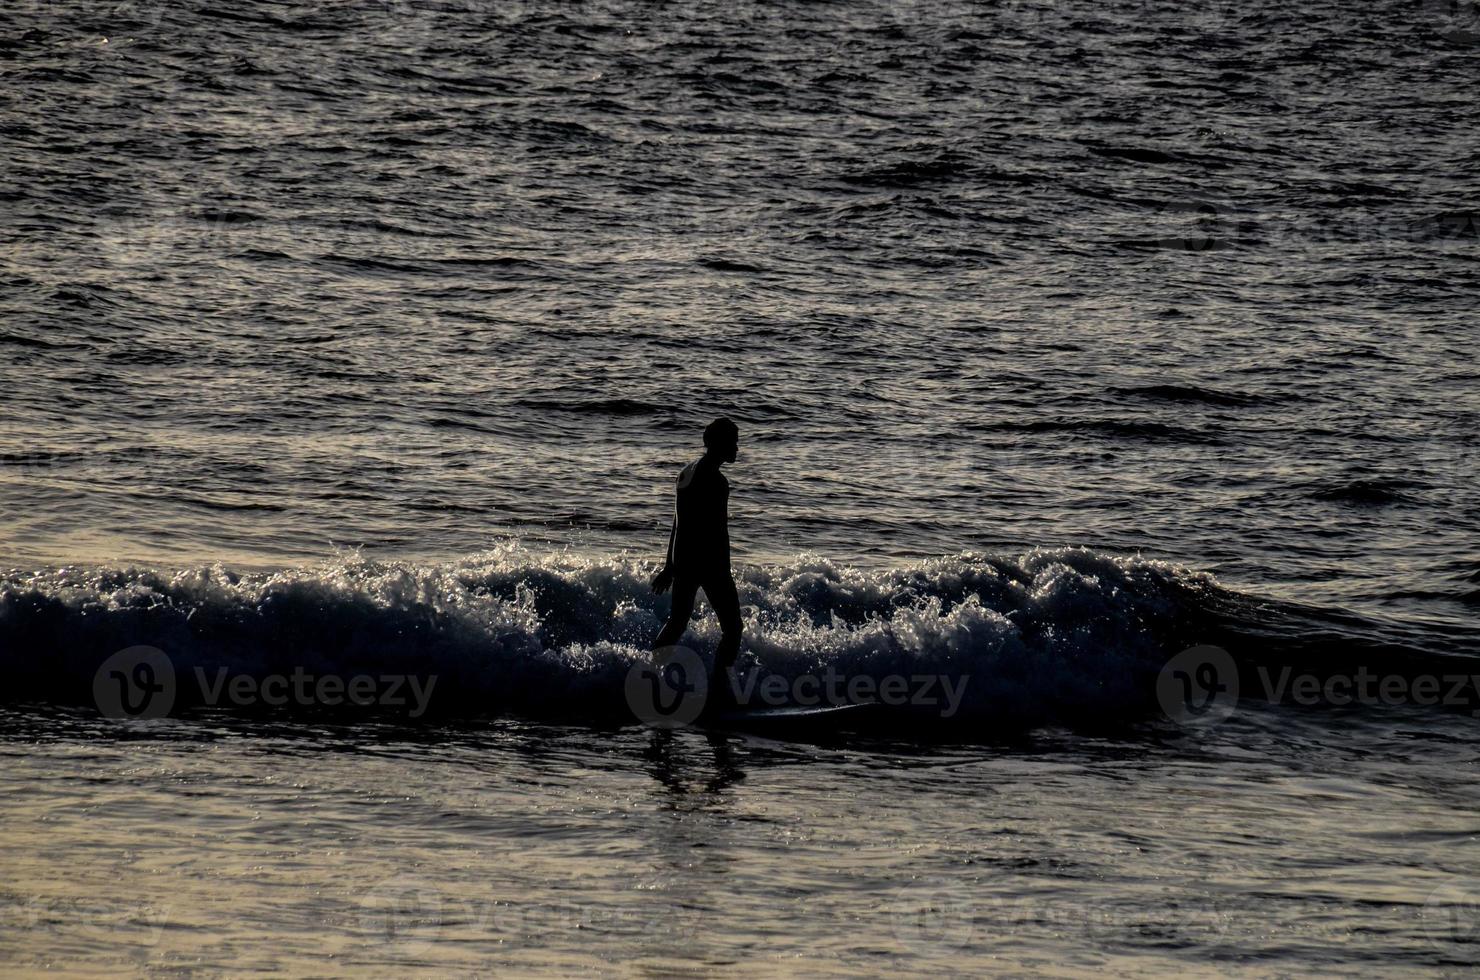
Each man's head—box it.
[703,417,739,463]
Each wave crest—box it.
[0,547,1238,728]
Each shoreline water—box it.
[3,703,1478,976]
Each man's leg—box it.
[654,578,700,650]
[702,574,743,703]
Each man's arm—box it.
[651,512,676,594]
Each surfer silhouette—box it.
[651,417,742,707]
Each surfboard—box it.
[702,700,881,729]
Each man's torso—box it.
[673,459,730,575]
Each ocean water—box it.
[3,707,1480,975]
[2,0,1478,974]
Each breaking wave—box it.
[0,546,1471,731]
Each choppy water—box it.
[2,0,1478,974]
[3,0,1477,624]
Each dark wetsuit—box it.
[654,458,742,676]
